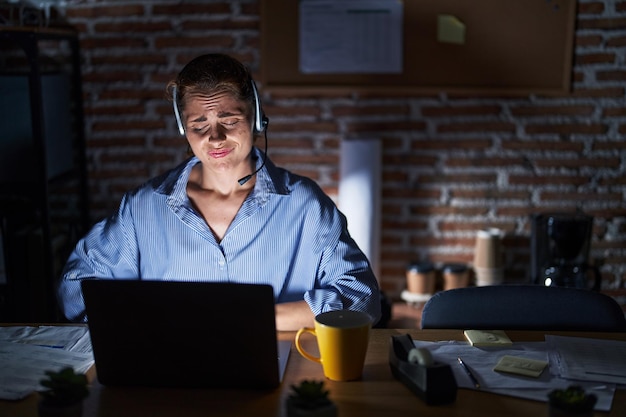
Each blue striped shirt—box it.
[58,148,381,324]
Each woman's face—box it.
[182,91,254,175]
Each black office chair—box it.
[420,285,626,332]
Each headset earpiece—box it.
[172,86,185,136]
[251,79,268,134]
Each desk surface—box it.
[2,328,625,417]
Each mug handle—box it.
[295,327,321,364]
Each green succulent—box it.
[548,385,597,413]
[39,367,89,407]
[288,380,333,410]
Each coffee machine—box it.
[530,212,601,290]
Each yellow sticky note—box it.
[494,355,548,378]
[437,14,466,45]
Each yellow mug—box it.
[295,309,371,381]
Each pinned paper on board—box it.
[437,14,466,45]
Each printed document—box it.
[299,0,403,74]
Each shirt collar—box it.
[158,147,289,206]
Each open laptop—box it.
[81,279,290,389]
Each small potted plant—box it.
[286,380,337,417]
[38,367,89,417]
[548,385,597,417]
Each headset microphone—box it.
[237,122,268,186]
[238,79,269,186]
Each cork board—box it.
[260,0,576,95]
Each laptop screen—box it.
[82,280,286,389]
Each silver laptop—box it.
[81,279,290,389]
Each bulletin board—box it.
[260,0,576,95]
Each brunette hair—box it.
[167,54,255,116]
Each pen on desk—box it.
[457,357,480,389]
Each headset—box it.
[172,77,269,186]
[172,78,268,136]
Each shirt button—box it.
[218,259,225,268]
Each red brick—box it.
[437,122,516,134]
[570,87,625,97]
[82,71,143,83]
[593,140,626,150]
[502,140,584,152]
[575,34,604,47]
[91,54,168,66]
[540,191,623,202]
[602,107,626,117]
[578,2,606,14]
[270,137,316,150]
[98,88,166,101]
[152,3,232,15]
[411,173,496,185]
[534,157,621,169]
[607,35,626,46]
[345,121,427,133]
[438,222,515,234]
[270,121,338,133]
[384,188,441,200]
[79,37,147,49]
[445,157,526,168]
[383,154,438,167]
[524,123,608,135]
[421,105,501,117]
[510,105,595,117]
[154,35,235,49]
[574,52,616,65]
[598,175,626,186]
[597,70,626,81]
[85,104,145,116]
[66,4,145,18]
[409,138,492,151]
[91,120,166,132]
[449,189,530,200]
[332,105,410,117]
[181,20,258,31]
[270,153,338,166]
[264,105,321,118]
[94,21,172,33]
[410,206,489,216]
[577,17,626,29]
[509,174,589,187]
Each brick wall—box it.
[57,0,625,300]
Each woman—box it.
[57,54,381,330]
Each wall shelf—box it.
[0,26,89,322]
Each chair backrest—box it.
[420,285,626,332]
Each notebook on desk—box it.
[81,279,290,389]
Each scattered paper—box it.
[411,339,615,411]
[0,325,92,353]
[546,335,626,385]
[0,326,94,400]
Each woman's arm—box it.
[274,300,315,331]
